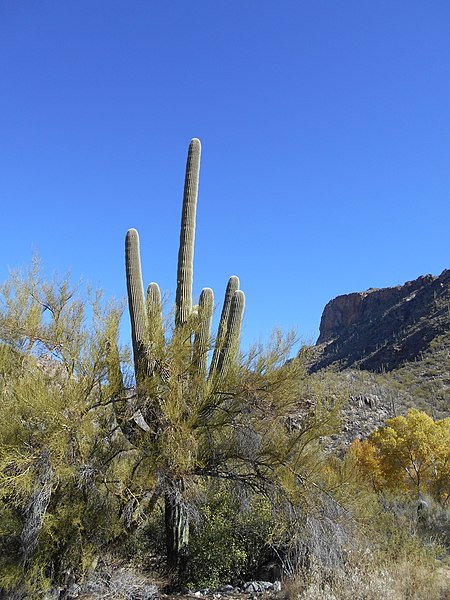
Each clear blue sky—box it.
[1,1,449,351]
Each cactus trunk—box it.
[165,479,189,573]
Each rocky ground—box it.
[41,571,284,600]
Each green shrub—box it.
[184,481,274,589]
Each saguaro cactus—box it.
[124,138,245,572]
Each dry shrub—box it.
[73,554,161,600]
[284,551,449,600]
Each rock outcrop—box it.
[312,269,450,373]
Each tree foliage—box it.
[349,409,450,502]
[0,263,128,594]
[0,264,342,594]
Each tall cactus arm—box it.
[175,138,201,327]
[193,287,214,379]
[125,228,148,378]
[147,282,165,351]
[209,275,240,377]
[216,290,245,375]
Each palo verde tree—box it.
[0,141,343,595]
[108,138,340,575]
[0,263,129,595]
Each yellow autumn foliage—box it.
[349,409,450,502]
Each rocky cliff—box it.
[312,269,450,373]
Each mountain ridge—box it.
[312,268,450,373]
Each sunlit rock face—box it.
[313,269,450,373]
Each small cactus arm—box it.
[209,275,240,377]
[147,282,165,351]
[125,228,148,380]
[175,138,201,327]
[215,289,245,375]
[193,287,214,379]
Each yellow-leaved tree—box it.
[349,409,450,502]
